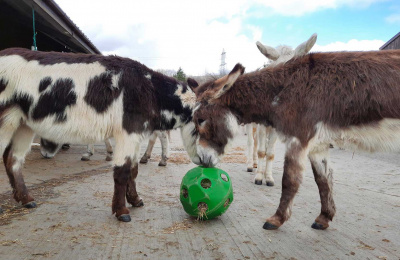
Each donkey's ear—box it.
[294,33,317,56]
[256,41,280,61]
[226,63,245,86]
[209,63,245,100]
[187,77,199,92]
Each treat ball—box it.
[180,166,233,220]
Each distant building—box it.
[0,0,100,54]
[380,32,400,50]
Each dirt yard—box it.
[0,129,399,259]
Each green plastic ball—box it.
[180,166,233,220]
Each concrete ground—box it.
[0,129,399,260]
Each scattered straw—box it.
[150,153,191,164]
[219,147,247,163]
[358,241,375,250]
[31,252,51,257]
[93,191,113,199]
[147,146,247,165]
[170,147,186,151]
[221,154,247,163]
[0,166,110,226]
[1,239,23,246]
[162,219,193,234]
[232,146,245,151]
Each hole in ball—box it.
[201,178,211,189]
[221,173,228,182]
[182,188,188,198]
[224,198,230,207]
[198,202,208,211]
[198,202,208,220]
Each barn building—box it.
[380,32,400,50]
[0,0,100,54]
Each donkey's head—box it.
[40,138,63,159]
[186,64,245,167]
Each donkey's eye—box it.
[197,118,205,126]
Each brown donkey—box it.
[187,49,400,230]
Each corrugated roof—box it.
[39,0,101,54]
[380,32,400,50]
[1,0,101,54]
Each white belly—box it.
[314,119,400,153]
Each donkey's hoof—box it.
[133,199,144,207]
[255,180,262,185]
[24,201,37,209]
[158,162,167,167]
[105,155,113,161]
[247,168,253,172]
[266,181,275,187]
[311,222,328,230]
[263,222,279,230]
[140,158,148,164]
[81,157,90,161]
[41,153,53,159]
[62,144,70,150]
[117,214,131,222]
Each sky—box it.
[55,0,400,76]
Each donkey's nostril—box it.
[201,155,215,168]
[192,156,201,165]
[207,155,213,167]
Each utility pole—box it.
[220,49,226,75]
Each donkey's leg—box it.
[112,133,142,222]
[0,108,25,213]
[253,125,258,169]
[308,144,336,230]
[140,132,157,164]
[246,124,255,172]
[112,158,132,222]
[104,138,113,161]
[254,125,266,185]
[264,138,308,230]
[126,141,143,207]
[126,163,144,207]
[3,125,36,208]
[81,144,95,161]
[264,127,278,187]
[167,130,171,141]
[158,131,169,166]
[0,122,18,213]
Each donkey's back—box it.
[270,50,400,152]
[0,48,153,145]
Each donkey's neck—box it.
[153,81,196,131]
[217,70,282,126]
